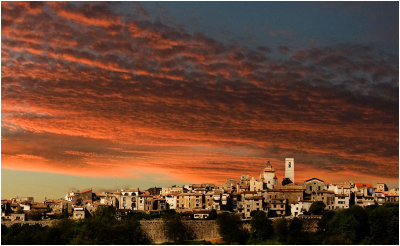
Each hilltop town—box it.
[2,158,399,222]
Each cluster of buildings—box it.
[2,158,399,221]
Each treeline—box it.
[216,203,399,244]
[1,207,151,244]
[2,204,398,244]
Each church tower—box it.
[262,160,277,189]
[285,158,294,183]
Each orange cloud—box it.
[1,2,398,188]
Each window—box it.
[310,187,312,191]
[274,204,276,208]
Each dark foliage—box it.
[309,201,326,215]
[163,213,194,243]
[207,209,218,220]
[248,211,273,243]
[281,178,293,186]
[216,212,249,244]
[1,206,151,245]
[267,210,277,218]
[2,204,398,245]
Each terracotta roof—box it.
[139,194,153,197]
[355,183,372,188]
[275,184,305,191]
[80,189,92,193]
[383,192,399,196]
[241,191,257,194]
[298,200,313,203]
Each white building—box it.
[291,200,312,217]
[261,161,278,189]
[165,194,177,210]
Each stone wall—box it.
[139,220,220,244]
[2,217,320,243]
[1,220,56,227]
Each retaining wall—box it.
[139,220,220,244]
[2,217,320,243]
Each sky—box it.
[1,1,399,200]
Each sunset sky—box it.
[1,1,399,200]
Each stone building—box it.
[327,183,352,195]
[334,194,350,209]
[260,161,278,189]
[238,191,263,219]
[161,186,184,195]
[250,177,264,191]
[304,178,326,195]
[138,194,154,211]
[311,190,335,210]
[285,158,294,183]
[291,200,312,217]
[165,193,178,209]
[267,199,286,216]
[72,207,85,219]
[266,183,304,204]
[354,183,373,197]
[118,189,140,210]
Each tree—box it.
[26,210,43,221]
[287,217,304,244]
[216,212,249,244]
[267,210,277,218]
[274,217,288,243]
[249,211,273,243]
[368,204,399,244]
[309,201,326,215]
[163,213,194,243]
[326,210,359,243]
[281,178,293,186]
[207,209,217,220]
[285,200,291,216]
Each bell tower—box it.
[285,158,294,183]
